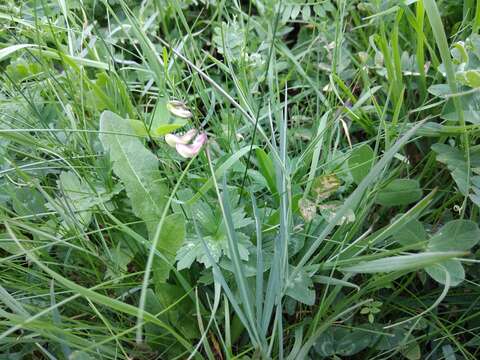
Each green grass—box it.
[1,0,480,359]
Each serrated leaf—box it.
[466,336,480,347]
[176,194,253,270]
[99,111,168,238]
[375,179,422,207]
[212,21,245,60]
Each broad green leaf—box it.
[0,232,27,255]
[264,193,302,233]
[6,61,42,82]
[99,111,168,238]
[426,259,465,286]
[427,84,451,98]
[285,268,315,306]
[48,171,122,231]
[466,336,480,347]
[427,220,480,252]
[55,172,88,225]
[375,327,421,359]
[416,122,480,137]
[432,143,480,206]
[176,190,254,271]
[128,119,149,137]
[375,179,422,207]
[153,213,186,285]
[432,144,469,194]
[314,326,373,356]
[348,144,374,184]
[212,21,245,60]
[440,91,480,124]
[155,123,187,136]
[11,186,46,217]
[155,283,199,339]
[342,251,466,273]
[144,288,164,344]
[105,246,135,282]
[88,72,135,118]
[465,70,480,88]
[393,218,428,247]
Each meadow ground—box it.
[1,1,480,359]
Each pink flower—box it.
[165,130,207,158]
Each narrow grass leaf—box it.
[342,251,466,273]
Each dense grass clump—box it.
[1,0,480,359]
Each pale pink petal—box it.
[176,144,198,158]
[175,132,207,158]
[179,129,197,143]
[191,132,207,147]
